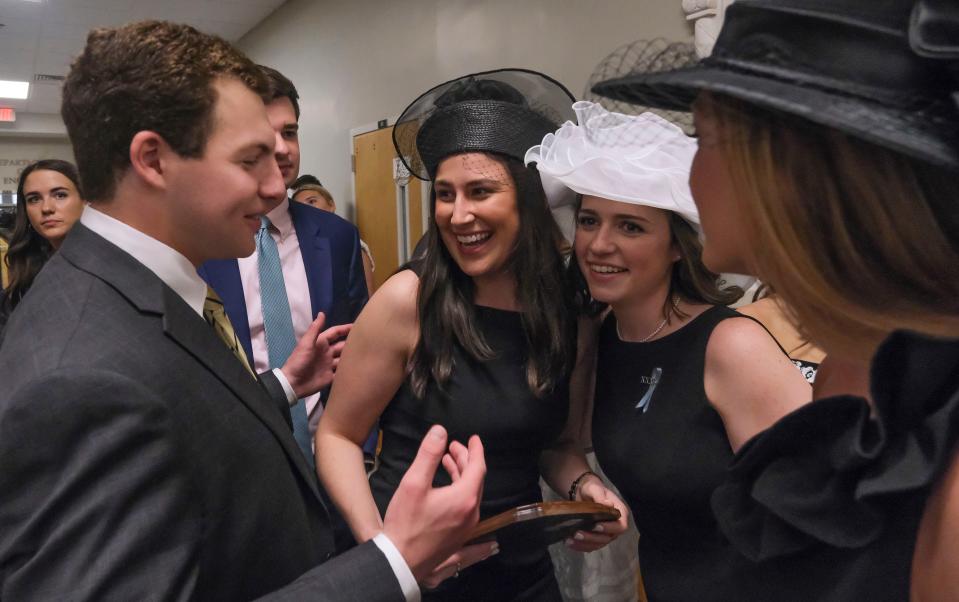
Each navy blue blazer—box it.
[199,200,368,365]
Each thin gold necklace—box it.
[617,296,679,343]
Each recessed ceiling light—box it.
[0,81,29,99]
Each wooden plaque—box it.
[466,501,620,552]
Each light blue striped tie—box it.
[257,216,314,467]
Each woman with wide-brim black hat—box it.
[593,0,959,599]
[316,69,629,601]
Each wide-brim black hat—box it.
[592,0,959,170]
[394,68,576,180]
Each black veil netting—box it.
[583,38,698,134]
[393,68,576,181]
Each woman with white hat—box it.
[527,101,811,601]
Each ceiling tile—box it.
[0,0,288,123]
[0,49,36,80]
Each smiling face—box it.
[265,96,300,188]
[22,169,85,249]
[162,77,286,264]
[433,153,520,284]
[574,195,679,307]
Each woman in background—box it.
[528,102,810,601]
[0,159,84,331]
[592,0,959,598]
[293,178,376,294]
[316,70,628,601]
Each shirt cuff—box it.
[271,368,298,406]
[372,532,421,602]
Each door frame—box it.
[348,117,397,215]
[349,117,431,262]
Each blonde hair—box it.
[701,93,959,360]
[293,184,335,209]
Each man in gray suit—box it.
[0,20,489,601]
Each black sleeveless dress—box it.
[594,304,959,600]
[592,306,771,601]
[370,305,568,601]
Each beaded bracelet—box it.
[567,470,597,501]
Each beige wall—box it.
[239,0,692,219]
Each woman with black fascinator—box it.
[593,0,959,599]
[316,69,628,600]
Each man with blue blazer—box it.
[200,196,367,361]
[200,66,373,464]
[0,20,489,601]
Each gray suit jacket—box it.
[0,224,404,601]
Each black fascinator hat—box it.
[591,0,959,170]
[393,68,576,180]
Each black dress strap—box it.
[731,309,792,359]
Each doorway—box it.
[352,123,428,293]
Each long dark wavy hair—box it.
[2,160,81,314]
[409,153,576,399]
[570,203,742,319]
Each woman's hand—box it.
[567,475,630,553]
[419,541,500,590]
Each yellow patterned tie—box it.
[203,288,255,378]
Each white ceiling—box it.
[0,0,287,115]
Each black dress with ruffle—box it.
[711,331,959,600]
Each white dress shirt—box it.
[81,207,208,314]
[237,198,323,433]
[80,206,419,601]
